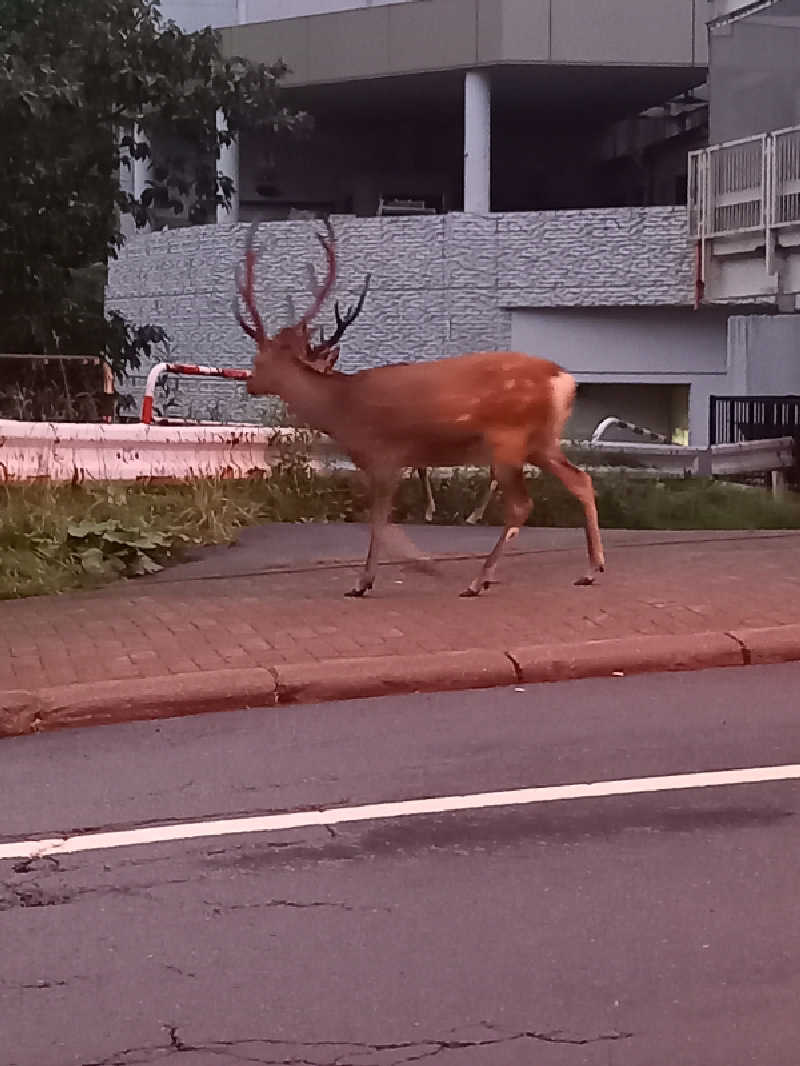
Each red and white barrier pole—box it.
[140,362,252,424]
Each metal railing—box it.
[709,394,800,445]
[689,124,800,240]
[773,126,800,228]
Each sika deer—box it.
[297,275,492,528]
[236,220,605,597]
[295,271,503,529]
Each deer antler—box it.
[297,217,336,329]
[320,273,371,352]
[234,222,266,344]
[302,272,371,374]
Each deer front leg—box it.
[345,474,398,597]
[460,465,531,597]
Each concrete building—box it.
[157,0,709,222]
[686,0,800,417]
[110,0,740,444]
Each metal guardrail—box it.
[1,418,794,483]
[585,436,794,478]
[590,417,671,444]
[707,1,782,27]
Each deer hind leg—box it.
[541,451,605,585]
[460,464,531,597]
[418,467,436,522]
[465,467,498,524]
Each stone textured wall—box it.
[106,206,693,422]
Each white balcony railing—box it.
[689,124,800,241]
[773,126,800,228]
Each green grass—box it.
[2,459,800,600]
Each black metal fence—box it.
[709,395,800,446]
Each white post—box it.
[216,109,240,225]
[132,123,153,233]
[118,126,134,198]
[118,125,136,240]
[463,69,491,213]
[771,469,787,497]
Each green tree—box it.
[0,0,304,408]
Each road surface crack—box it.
[79,1021,633,1065]
[12,855,60,874]
[0,878,162,911]
[0,883,72,910]
[204,897,384,915]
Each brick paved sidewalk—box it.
[2,528,800,692]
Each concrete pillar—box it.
[216,109,240,225]
[132,124,153,233]
[463,69,491,213]
[132,124,152,201]
[118,126,134,198]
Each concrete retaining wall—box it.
[106,207,694,422]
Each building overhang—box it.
[220,0,706,92]
[261,64,707,129]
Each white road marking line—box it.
[2,763,799,862]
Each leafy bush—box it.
[65,519,180,579]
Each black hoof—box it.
[574,576,595,587]
[345,585,371,598]
[459,587,480,598]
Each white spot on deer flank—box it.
[456,414,471,423]
[504,379,517,390]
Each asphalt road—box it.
[2,664,800,1066]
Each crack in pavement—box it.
[162,964,197,980]
[204,898,391,915]
[12,856,61,875]
[29,798,355,847]
[79,1021,634,1065]
[0,878,164,912]
[0,976,81,991]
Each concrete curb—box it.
[0,670,277,738]
[508,631,745,684]
[2,626,800,739]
